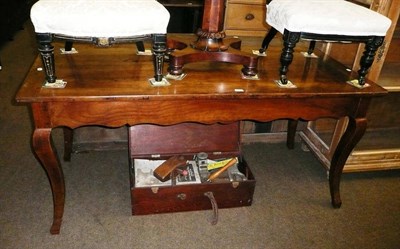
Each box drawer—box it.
[130,157,256,215]
[128,122,256,216]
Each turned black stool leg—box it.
[259,27,278,54]
[37,33,56,83]
[135,41,145,53]
[279,31,300,84]
[307,41,316,55]
[357,36,384,86]
[152,33,167,82]
[64,41,73,52]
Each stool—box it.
[30,0,170,86]
[259,0,391,86]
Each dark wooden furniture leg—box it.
[135,41,145,53]
[152,34,167,82]
[279,31,300,84]
[357,36,384,86]
[329,116,367,208]
[287,119,298,149]
[64,41,73,52]
[31,103,66,234]
[63,128,73,162]
[36,33,56,83]
[168,0,258,77]
[267,29,384,86]
[307,41,316,55]
[32,127,65,234]
[40,34,166,83]
[259,27,278,54]
[260,29,316,57]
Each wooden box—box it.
[128,122,256,216]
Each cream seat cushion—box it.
[267,0,391,36]
[31,0,170,37]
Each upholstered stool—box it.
[259,0,391,87]
[31,0,170,86]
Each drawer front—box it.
[131,181,255,215]
[129,122,240,158]
[224,4,267,32]
[130,158,256,215]
[228,0,266,5]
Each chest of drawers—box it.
[224,0,269,36]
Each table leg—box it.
[63,128,73,162]
[32,128,65,234]
[287,119,298,149]
[329,117,367,208]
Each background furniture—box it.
[224,0,269,36]
[0,0,37,70]
[159,0,203,33]
[0,0,36,44]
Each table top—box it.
[16,35,387,103]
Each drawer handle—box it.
[245,13,255,20]
[204,192,218,225]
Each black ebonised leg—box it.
[37,33,56,83]
[152,33,167,82]
[279,31,300,84]
[307,41,316,55]
[259,27,278,54]
[135,41,145,53]
[357,36,384,86]
[64,41,73,51]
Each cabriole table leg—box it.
[329,117,367,208]
[32,128,65,234]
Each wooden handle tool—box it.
[153,155,187,182]
[207,157,238,182]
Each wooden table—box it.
[16,36,387,234]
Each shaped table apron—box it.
[30,96,367,128]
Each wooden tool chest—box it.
[128,122,256,218]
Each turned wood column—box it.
[202,0,225,32]
[191,0,228,52]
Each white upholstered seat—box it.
[260,0,391,86]
[31,0,170,37]
[267,0,391,36]
[30,0,170,84]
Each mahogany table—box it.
[16,36,386,234]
